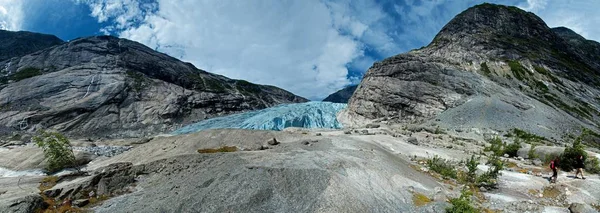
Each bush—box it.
[427,155,457,179]
[528,144,539,159]
[560,133,587,172]
[477,155,503,188]
[504,140,521,157]
[11,67,42,82]
[446,189,477,213]
[585,156,600,174]
[484,137,504,156]
[33,130,76,174]
[465,155,479,183]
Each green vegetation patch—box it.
[446,189,477,213]
[480,62,491,76]
[11,67,42,82]
[236,80,262,95]
[507,128,546,144]
[508,60,528,81]
[427,155,457,179]
[412,192,432,207]
[126,70,149,92]
[198,146,238,153]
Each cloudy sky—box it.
[0,0,598,100]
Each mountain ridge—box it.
[0,35,307,138]
[344,3,600,140]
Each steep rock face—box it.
[0,30,63,62]
[345,3,600,138]
[323,85,357,103]
[0,35,307,138]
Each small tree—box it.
[504,140,521,157]
[446,189,477,213]
[528,144,538,159]
[560,132,587,172]
[465,155,479,183]
[33,130,75,174]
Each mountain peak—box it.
[431,3,553,48]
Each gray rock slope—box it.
[0,35,308,138]
[344,3,600,139]
[83,129,448,213]
[0,30,63,62]
[323,85,357,103]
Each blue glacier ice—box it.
[172,102,347,135]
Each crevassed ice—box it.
[173,102,347,135]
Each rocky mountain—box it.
[343,3,600,140]
[0,35,307,138]
[322,85,357,103]
[0,30,63,62]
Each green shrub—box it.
[484,137,504,156]
[508,60,528,81]
[477,154,503,188]
[33,130,76,174]
[480,62,491,76]
[504,140,521,157]
[11,67,42,81]
[427,155,457,179]
[465,155,479,183]
[446,189,477,213]
[434,126,446,134]
[559,134,587,172]
[528,144,539,159]
[510,128,546,144]
[585,156,600,174]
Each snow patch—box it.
[173,102,347,134]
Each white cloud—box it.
[0,0,23,30]
[519,0,600,42]
[77,0,600,100]
[81,0,365,100]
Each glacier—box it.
[173,102,347,135]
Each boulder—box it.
[72,199,90,208]
[407,137,419,145]
[365,123,381,129]
[568,203,596,213]
[266,138,279,146]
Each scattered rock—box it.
[133,137,153,144]
[360,130,369,135]
[407,137,419,145]
[366,123,381,129]
[343,130,351,134]
[1,194,46,213]
[266,138,279,146]
[532,159,542,166]
[568,203,594,213]
[517,157,524,161]
[43,188,62,198]
[72,199,90,207]
[479,186,487,192]
[504,154,510,158]
[316,133,322,136]
[527,170,533,175]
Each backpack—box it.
[550,161,555,169]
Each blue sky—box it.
[1,0,599,100]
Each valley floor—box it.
[1,126,599,213]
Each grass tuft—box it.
[412,192,432,207]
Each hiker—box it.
[575,155,586,179]
[550,157,559,183]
